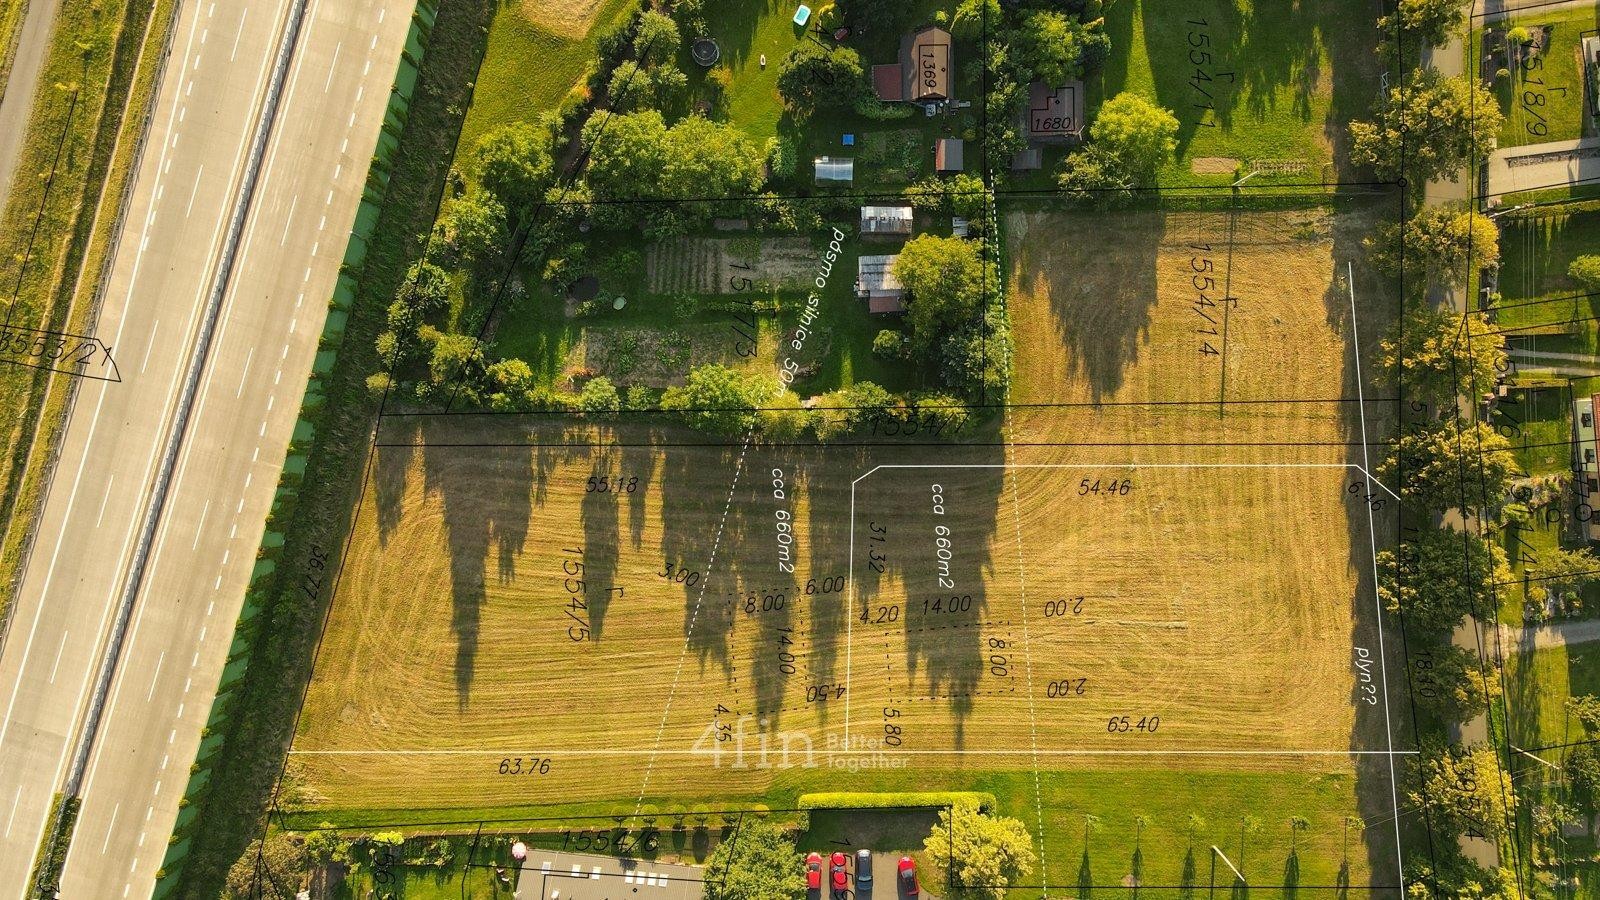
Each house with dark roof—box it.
[936,138,964,173]
[1024,81,1086,143]
[870,25,954,108]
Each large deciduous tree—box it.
[1376,525,1509,637]
[1349,67,1502,184]
[1369,206,1500,289]
[702,818,805,900]
[473,122,555,222]
[1376,305,1506,412]
[1413,644,1497,725]
[1410,743,1515,841]
[1013,11,1109,85]
[1086,91,1178,181]
[1378,419,1518,514]
[776,45,865,113]
[893,234,989,350]
[661,364,782,435]
[1380,0,1464,48]
[924,804,1038,900]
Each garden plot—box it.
[646,236,821,295]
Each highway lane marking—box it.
[185,80,192,97]
[339,136,347,154]
[48,631,69,684]
[361,60,369,77]
[159,755,166,770]
[317,214,324,231]
[155,183,164,201]
[175,702,183,718]
[354,85,362,103]
[370,33,377,49]
[191,499,209,549]
[5,787,21,837]
[273,368,281,385]
[310,240,318,256]
[229,522,236,539]
[183,676,191,693]
[95,475,115,527]
[200,27,206,44]
[185,165,202,217]
[221,549,230,565]
[295,291,302,308]
[331,163,339,180]
[230,7,247,61]
[236,346,253,397]
[324,42,341,92]
[0,0,206,789]
[100,803,119,854]
[279,194,298,244]
[204,602,213,617]
[378,7,384,22]
[146,651,164,701]
[178,105,185,123]
[266,395,274,412]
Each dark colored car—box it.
[855,849,874,893]
[806,852,823,891]
[897,857,919,897]
[830,851,849,898]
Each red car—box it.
[830,851,849,898]
[806,852,823,891]
[897,857,919,897]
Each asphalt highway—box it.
[0,0,414,894]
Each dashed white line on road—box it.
[280,194,298,244]
[325,42,341,91]
[95,475,115,527]
[236,346,254,397]
[140,319,159,373]
[370,33,377,49]
[230,7,248,60]
[100,803,119,854]
[274,369,281,385]
[178,105,186,123]
[340,136,348,154]
[146,651,165,701]
[48,631,69,684]
[221,549,230,565]
[4,787,20,838]
[191,499,209,549]
[229,523,237,539]
[200,27,206,44]
[185,165,203,216]
[361,59,370,77]
[378,7,385,22]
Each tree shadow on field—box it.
[656,432,749,678]
[421,418,535,709]
[1013,206,1162,403]
[873,441,1006,750]
[1331,191,1408,891]
[373,417,420,544]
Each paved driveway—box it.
[516,851,705,900]
[1487,138,1600,199]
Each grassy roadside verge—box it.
[0,0,28,102]
[0,0,178,626]
[167,1,495,893]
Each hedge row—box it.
[797,792,996,813]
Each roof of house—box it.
[868,293,906,314]
[871,64,905,102]
[901,25,952,103]
[936,138,964,172]
[858,254,904,293]
[860,205,914,234]
[1025,81,1086,140]
[814,156,855,183]
[1010,147,1043,170]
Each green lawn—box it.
[490,225,925,396]
[1500,208,1600,302]
[455,0,637,162]
[1475,8,1599,149]
[1494,385,1574,479]
[677,0,974,194]
[1094,0,1376,187]
[289,766,1382,896]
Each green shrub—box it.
[1569,255,1600,291]
[797,792,996,813]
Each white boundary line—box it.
[289,748,1421,756]
[1347,259,1406,894]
